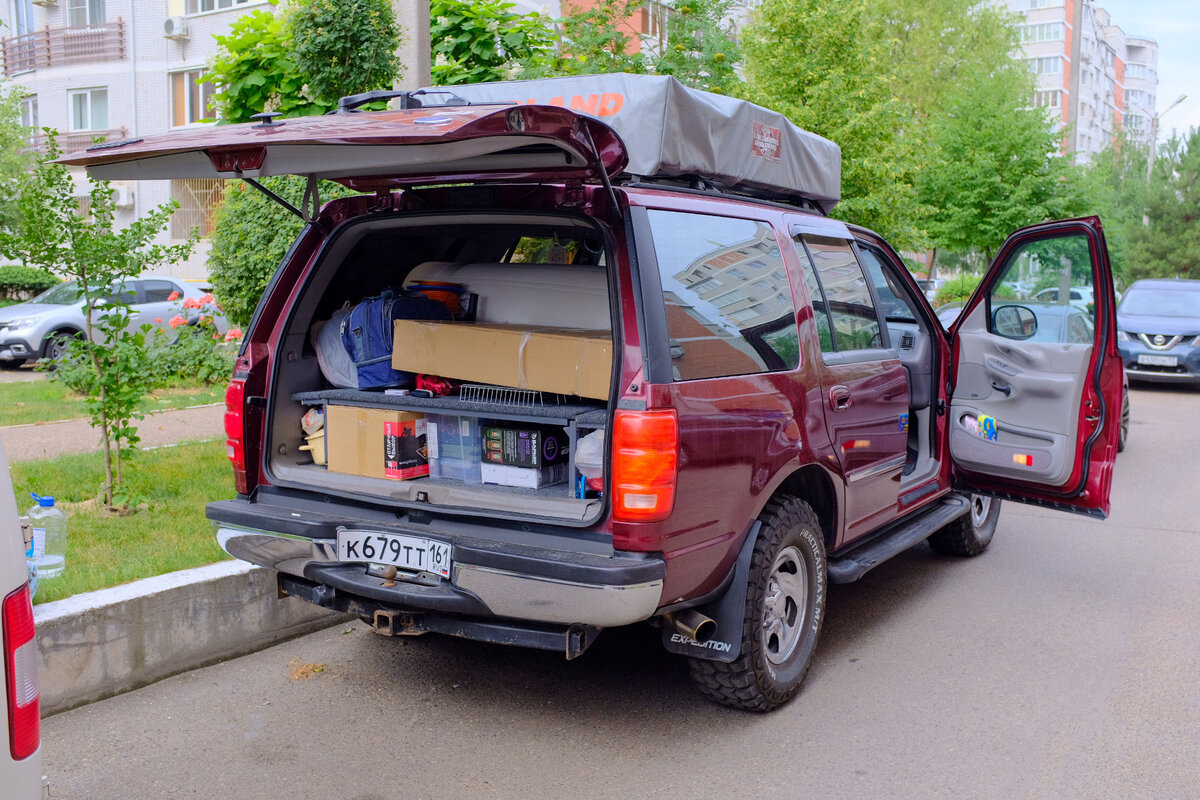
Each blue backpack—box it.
[338,288,452,389]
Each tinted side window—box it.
[647,209,798,380]
[800,235,882,352]
[142,280,182,303]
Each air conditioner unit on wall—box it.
[163,16,189,40]
[113,185,134,209]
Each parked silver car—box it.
[1,440,47,797]
[0,275,226,367]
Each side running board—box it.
[826,493,971,583]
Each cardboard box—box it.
[481,461,568,489]
[392,321,612,399]
[482,425,569,468]
[326,404,428,480]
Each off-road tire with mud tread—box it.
[687,496,826,712]
[927,494,1000,557]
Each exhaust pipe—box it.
[665,609,717,643]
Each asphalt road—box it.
[41,384,1200,800]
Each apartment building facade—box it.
[1001,0,1159,162]
[1,0,271,279]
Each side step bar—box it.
[826,493,971,583]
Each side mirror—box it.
[992,304,1038,340]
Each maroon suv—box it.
[63,75,1122,711]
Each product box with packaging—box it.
[481,425,569,468]
[326,404,428,480]
[428,414,483,483]
[481,461,568,489]
[392,320,612,399]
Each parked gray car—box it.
[0,275,226,367]
[1117,278,1200,384]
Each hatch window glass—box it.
[647,209,799,380]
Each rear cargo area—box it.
[263,205,617,524]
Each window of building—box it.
[68,88,108,131]
[19,95,37,130]
[1033,90,1061,108]
[1030,56,1062,75]
[1028,0,1064,7]
[797,236,881,353]
[170,69,216,127]
[1126,63,1148,80]
[185,0,253,13]
[1022,22,1064,42]
[67,0,106,26]
[13,0,34,35]
[171,179,224,238]
[641,0,670,39]
[647,209,799,380]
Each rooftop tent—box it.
[428,74,842,213]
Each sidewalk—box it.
[0,403,226,462]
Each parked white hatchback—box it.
[1,440,46,798]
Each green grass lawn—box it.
[0,380,223,427]
[11,440,235,604]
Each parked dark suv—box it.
[63,75,1123,711]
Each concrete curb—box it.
[34,560,350,716]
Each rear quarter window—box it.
[646,209,799,381]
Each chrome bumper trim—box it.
[214,525,663,628]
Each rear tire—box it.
[687,497,826,712]
[928,494,1000,557]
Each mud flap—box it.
[661,521,760,663]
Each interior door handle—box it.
[991,381,1013,396]
[829,385,852,411]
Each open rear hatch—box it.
[58,103,628,189]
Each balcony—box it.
[2,19,125,77]
[23,128,128,157]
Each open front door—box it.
[948,217,1121,518]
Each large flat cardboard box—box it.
[392,321,612,399]
[326,404,428,480]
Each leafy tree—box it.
[288,0,403,106]
[204,0,403,326]
[651,0,742,94]
[916,68,1068,262]
[0,82,35,234]
[1128,129,1200,280]
[202,6,317,123]
[207,177,352,327]
[430,0,553,85]
[743,0,1071,256]
[526,0,648,77]
[0,135,195,509]
[742,0,924,247]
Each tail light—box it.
[612,409,678,522]
[4,584,39,761]
[224,379,249,494]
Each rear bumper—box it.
[208,495,665,628]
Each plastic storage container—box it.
[427,414,483,484]
[27,492,67,579]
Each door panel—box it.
[949,217,1120,516]
[950,332,1091,484]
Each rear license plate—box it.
[336,529,451,579]
[1138,354,1178,367]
